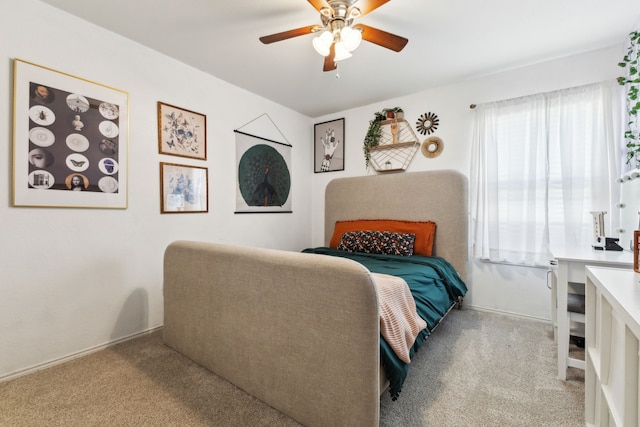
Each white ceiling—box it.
[39,0,640,118]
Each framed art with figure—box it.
[12,58,129,209]
[160,162,208,214]
[314,118,344,173]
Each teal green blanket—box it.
[301,247,467,400]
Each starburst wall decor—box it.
[416,112,439,135]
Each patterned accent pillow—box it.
[337,230,416,256]
[330,220,436,256]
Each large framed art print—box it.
[12,59,129,209]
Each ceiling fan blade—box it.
[352,0,391,17]
[358,24,408,52]
[307,0,330,12]
[259,25,319,44]
[323,44,337,72]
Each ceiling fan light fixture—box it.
[340,26,362,52]
[258,0,407,72]
[312,30,333,56]
[333,41,352,62]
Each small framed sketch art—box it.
[160,162,208,213]
[314,118,344,173]
[158,102,207,160]
[12,59,129,208]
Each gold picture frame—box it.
[160,162,208,213]
[12,58,129,209]
[157,102,207,160]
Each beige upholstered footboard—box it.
[163,240,381,427]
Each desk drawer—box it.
[566,261,587,283]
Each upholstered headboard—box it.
[324,170,469,280]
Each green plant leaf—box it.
[618,31,640,165]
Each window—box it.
[470,81,624,266]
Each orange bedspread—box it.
[372,273,427,363]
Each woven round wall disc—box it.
[421,136,444,158]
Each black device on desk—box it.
[591,211,624,251]
[593,236,624,251]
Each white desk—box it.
[550,247,633,380]
[585,267,640,426]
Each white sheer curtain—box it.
[470,80,623,266]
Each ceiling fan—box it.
[259,0,408,72]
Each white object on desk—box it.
[550,247,632,381]
[585,266,640,427]
[590,211,607,249]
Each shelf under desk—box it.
[550,247,633,381]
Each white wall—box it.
[0,1,313,379]
[310,46,626,320]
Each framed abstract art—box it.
[157,102,207,160]
[160,162,208,213]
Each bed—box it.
[163,169,468,427]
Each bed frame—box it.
[163,169,468,427]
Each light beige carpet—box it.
[0,309,584,426]
[379,308,584,426]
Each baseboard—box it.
[465,304,550,324]
[0,325,163,384]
